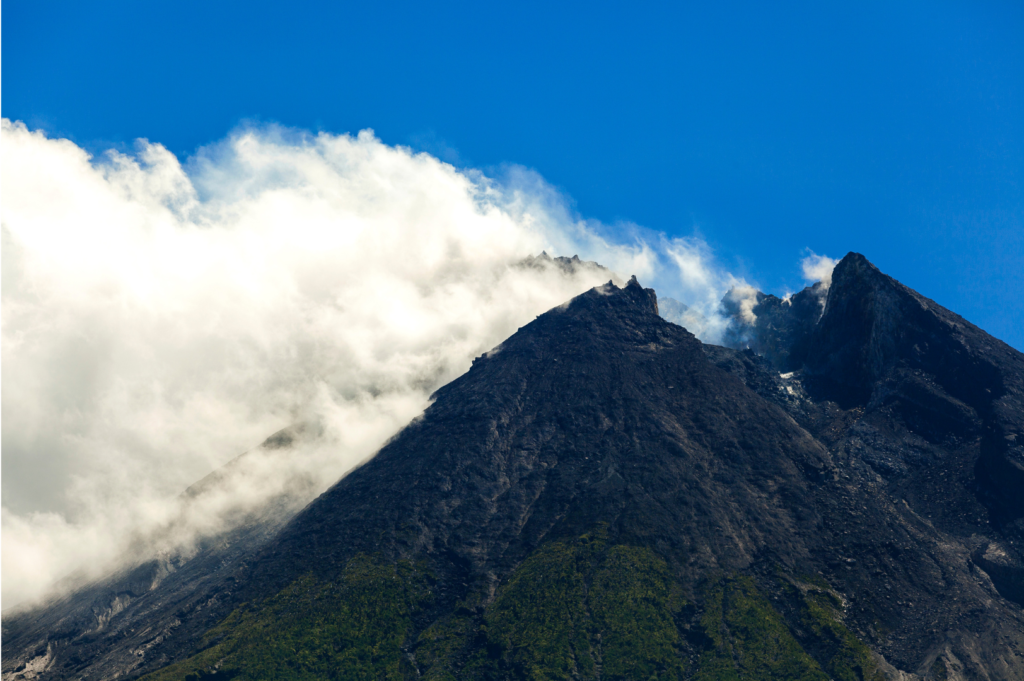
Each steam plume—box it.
[1,120,752,609]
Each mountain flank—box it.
[3,254,1024,681]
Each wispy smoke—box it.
[660,236,758,338]
[799,251,839,313]
[1,120,749,609]
[801,252,838,289]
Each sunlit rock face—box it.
[4,254,1024,681]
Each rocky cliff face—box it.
[4,254,1023,681]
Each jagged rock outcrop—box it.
[516,251,615,281]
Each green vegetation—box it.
[483,538,598,679]
[142,555,432,681]
[417,533,690,680]
[791,579,885,681]
[415,595,482,681]
[589,546,688,680]
[141,542,887,681]
[694,576,827,681]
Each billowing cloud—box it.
[0,120,749,609]
[798,251,839,313]
[661,236,758,337]
[801,252,838,288]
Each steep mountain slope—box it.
[1,252,615,680]
[4,253,1023,681]
[0,424,324,681]
[722,254,1024,539]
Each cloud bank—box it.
[1,120,771,609]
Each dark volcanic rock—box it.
[721,282,825,371]
[723,253,1024,534]
[973,542,1024,607]
[250,274,826,594]
[4,254,1024,681]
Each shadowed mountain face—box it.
[722,254,1024,531]
[4,255,1024,681]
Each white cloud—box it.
[723,285,761,325]
[0,119,751,609]
[799,251,839,315]
[801,252,838,288]
[662,236,758,338]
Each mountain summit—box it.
[4,253,1023,681]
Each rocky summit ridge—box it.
[3,253,1024,681]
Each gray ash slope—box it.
[5,252,1024,680]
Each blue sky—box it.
[4,0,1022,348]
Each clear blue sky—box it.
[4,0,1022,348]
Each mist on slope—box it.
[1,119,797,610]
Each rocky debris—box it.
[973,542,1024,607]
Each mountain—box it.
[0,423,325,680]
[4,253,1023,681]
[517,251,617,281]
